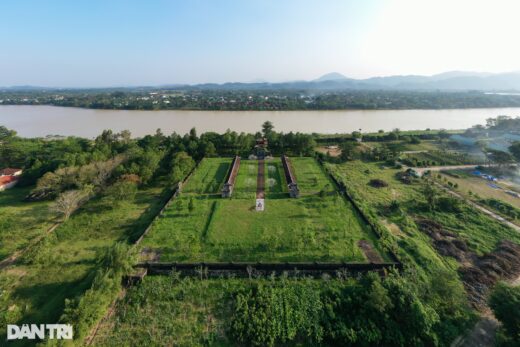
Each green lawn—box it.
[0,184,167,344]
[140,157,385,263]
[266,160,286,196]
[233,159,258,198]
[182,157,232,194]
[291,157,332,194]
[0,186,55,261]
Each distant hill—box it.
[175,71,520,91]
[314,72,349,82]
[4,71,520,92]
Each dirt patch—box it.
[358,240,384,263]
[453,317,498,347]
[4,267,27,278]
[140,247,161,262]
[460,240,520,310]
[416,219,471,264]
[381,219,405,237]
[416,218,520,310]
[316,146,342,157]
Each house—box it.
[0,176,19,191]
[0,168,22,191]
[0,168,23,176]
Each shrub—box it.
[369,178,389,188]
[489,283,520,345]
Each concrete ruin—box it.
[222,156,241,198]
[281,155,300,198]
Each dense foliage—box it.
[3,89,520,110]
[490,283,520,346]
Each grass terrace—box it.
[140,157,386,263]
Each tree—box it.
[51,188,92,221]
[509,141,520,162]
[487,149,514,167]
[188,197,195,213]
[489,283,520,345]
[261,121,274,137]
[422,181,438,210]
[105,181,138,204]
[339,141,359,161]
[97,242,136,276]
[0,126,16,141]
[170,151,195,185]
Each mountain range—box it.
[162,71,520,92]
[5,71,520,91]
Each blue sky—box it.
[1,0,519,87]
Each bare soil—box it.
[358,240,384,263]
[416,218,520,310]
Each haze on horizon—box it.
[1,0,520,88]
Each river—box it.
[1,105,520,138]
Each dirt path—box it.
[452,317,499,347]
[433,181,520,233]
[411,163,517,176]
[358,240,384,263]
[256,159,265,199]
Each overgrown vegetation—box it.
[93,270,472,347]
[141,157,384,262]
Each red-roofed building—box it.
[0,175,19,191]
[0,168,23,176]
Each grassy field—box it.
[434,170,520,226]
[326,160,520,276]
[140,157,385,263]
[233,159,258,198]
[182,157,231,194]
[0,184,168,343]
[266,160,286,196]
[400,151,485,167]
[91,276,232,346]
[438,170,520,209]
[0,186,55,261]
[365,139,443,152]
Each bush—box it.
[105,180,138,204]
[490,283,520,346]
[369,178,389,188]
[230,282,323,346]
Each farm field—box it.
[140,157,385,262]
[0,186,55,261]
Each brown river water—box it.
[1,105,520,138]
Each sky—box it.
[1,0,520,87]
